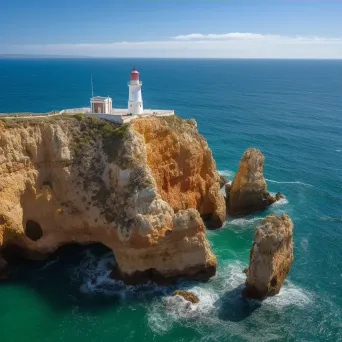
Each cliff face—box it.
[243,213,294,299]
[227,148,279,216]
[0,115,219,283]
[131,116,225,228]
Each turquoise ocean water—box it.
[0,59,341,341]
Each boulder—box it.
[243,213,294,300]
[172,290,199,304]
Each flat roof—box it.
[91,96,111,101]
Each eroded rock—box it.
[172,290,199,303]
[227,148,282,216]
[132,116,226,228]
[0,115,219,284]
[243,213,294,300]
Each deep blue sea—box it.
[0,59,341,342]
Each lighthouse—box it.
[128,67,143,115]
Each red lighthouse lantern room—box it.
[130,67,139,81]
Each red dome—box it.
[130,67,139,81]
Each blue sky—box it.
[1,0,342,58]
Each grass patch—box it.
[74,113,85,120]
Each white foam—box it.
[300,237,309,251]
[218,169,235,179]
[265,178,312,187]
[148,286,219,334]
[69,249,171,299]
[166,287,218,318]
[70,249,312,338]
[263,280,312,308]
[227,217,262,226]
[336,149,341,152]
[218,261,247,291]
[218,262,311,309]
[271,196,289,206]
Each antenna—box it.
[91,74,94,98]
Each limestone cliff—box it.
[131,116,225,228]
[0,115,221,283]
[227,148,281,216]
[243,213,294,299]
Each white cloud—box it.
[172,32,342,43]
[172,32,271,40]
[1,32,342,58]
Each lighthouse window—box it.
[130,104,132,107]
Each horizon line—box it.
[1,55,342,60]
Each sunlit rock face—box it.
[0,115,219,283]
[131,116,226,228]
[243,213,294,299]
[226,148,281,216]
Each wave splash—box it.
[147,260,311,335]
[65,246,312,338]
[227,217,263,226]
[69,249,169,299]
[218,169,235,179]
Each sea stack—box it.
[243,213,294,300]
[226,148,281,216]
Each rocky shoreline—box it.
[0,114,293,300]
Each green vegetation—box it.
[74,113,85,120]
[70,115,131,163]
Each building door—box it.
[97,106,102,114]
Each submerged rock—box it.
[227,148,282,216]
[275,192,285,201]
[243,213,294,300]
[0,115,221,284]
[172,290,199,304]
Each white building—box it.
[61,67,173,122]
[90,96,112,114]
[128,67,143,115]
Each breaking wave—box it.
[69,249,170,299]
[147,260,311,336]
[218,169,235,179]
[263,280,311,309]
[270,196,289,206]
[227,217,262,226]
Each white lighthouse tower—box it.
[128,67,143,115]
